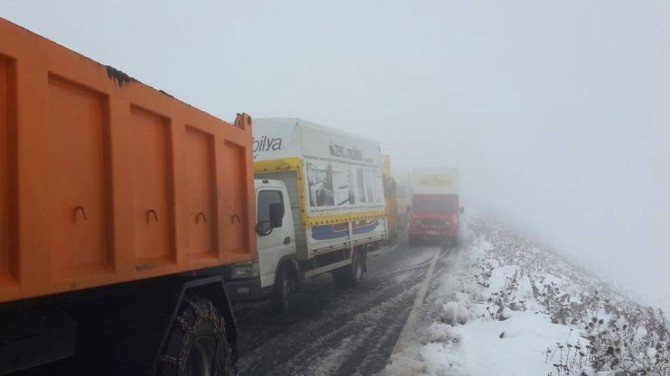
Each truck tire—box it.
[442,237,451,248]
[159,294,235,376]
[332,253,364,287]
[271,267,297,313]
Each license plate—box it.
[426,230,439,236]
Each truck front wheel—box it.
[271,267,297,313]
[159,294,235,376]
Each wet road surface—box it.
[235,239,450,376]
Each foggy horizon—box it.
[2,0,668,311]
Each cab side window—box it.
[257,190,284,227]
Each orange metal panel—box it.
[0,55,17,286]
[185,126,217,260]
[130,106,175,267]
[0,59,6,284]
[45,76,112,279]
[220,141,250,255]
[0,17,256,304]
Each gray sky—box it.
[2,1,668,308]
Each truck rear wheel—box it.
[332,253,364,287]
[408,236,417,247]
[271,267,297,313]
[159,294,235,376]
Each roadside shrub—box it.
[427,322,462,343]
[441,301,469,326]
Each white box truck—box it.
[226,118,388,311]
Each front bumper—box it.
[225,278,272,302]
[410,224,458,238]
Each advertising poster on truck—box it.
[253,118,385,218]
[252,118,387,258]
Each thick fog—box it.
[2,1,668,308]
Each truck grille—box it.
[421,220,445,228]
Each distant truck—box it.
[382,155,399,240]
[408,168,463,246]
[0,17,256,375]
[226,118,387,311]
[394,172,411,232]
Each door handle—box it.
[284,236,291,245]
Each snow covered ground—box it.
[384,218,670,376]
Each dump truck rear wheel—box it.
[159,294,235,376]
[332,253,363,287]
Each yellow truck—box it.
[382,155,399,240]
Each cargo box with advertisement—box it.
[254,118,387,259]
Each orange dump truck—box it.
[0,18,255,375]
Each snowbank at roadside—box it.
[385,218,670,376]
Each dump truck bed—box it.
[0,17,256,304]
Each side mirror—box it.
[269,203,284,228]
[256,222,272,236]
[459,207,465,214]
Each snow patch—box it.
[385,218,670,376]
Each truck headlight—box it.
[231,264,253,278]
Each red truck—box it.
[408,168,463,246]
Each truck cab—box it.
[409,194,461,245]
[227,179,296,303]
